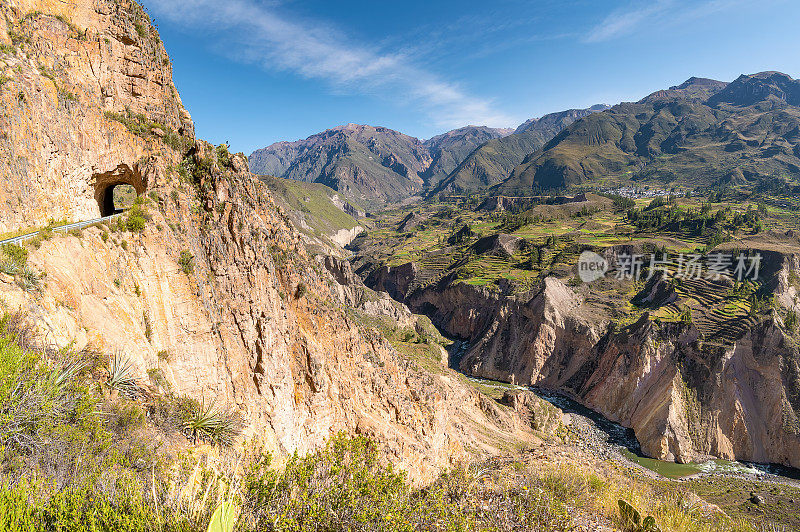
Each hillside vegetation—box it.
[498,73,800,194]
[0,311,771,531]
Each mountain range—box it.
[251,71,800,207]
[431,105,609,195]
[248,108,605,207]
[249,123,516,207]
[498,72,800,194]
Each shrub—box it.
[178,250,194,274]
[134,21,146,38]
[0,317,87,454]
[125,203,148,232]
[0,252,20,276]
[786,310,798,333]
[2,244,27,267]
[146,368,169,392]
[18,265,43,292]
[107,398,145,434]
[216,144,231,168]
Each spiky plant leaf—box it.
[107,350,138,397]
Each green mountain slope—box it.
[431,106,608,195]
[421,126,513,186]
[497,72,800,194]
[260,175,365,254]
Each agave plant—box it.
[207,501,238,532]
[48,357,87,390]
[182,399,240,446]
[106,350,138,397]
[18,265,43,292]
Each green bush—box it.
[2,244,27,267]
[125,203,148,232]
[786,310,798,333]
[240,434,572,532]
[178,250,194,275]
[0,315,88,455]
[0,483,191,531]
[215,144,231,168]
[0,252,20,276]
[107,399,145,434]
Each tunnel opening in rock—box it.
[93,164,146,217]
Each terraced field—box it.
[643,260,759,345]
[352,192,787,344]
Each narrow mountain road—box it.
[0,213,122,246]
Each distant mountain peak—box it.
[640,76,727,103]
[708,70,800,107]
[514,105,609,135]
[669,76,727,91]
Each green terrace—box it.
[351,191,791,347]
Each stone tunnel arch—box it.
[93,164,147,217]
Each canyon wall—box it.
[0,0,540,483]
[367,256,800,468]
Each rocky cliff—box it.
[365,249,800,469]
[0,0,542,483]
[3,139,540,483]
[0,0,193,231]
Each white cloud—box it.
[584,0,744,43]
[145,0,516,129]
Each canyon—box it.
[2,1,800,529]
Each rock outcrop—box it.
[0,0,192,231]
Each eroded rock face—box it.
[0,0,192,231]
[1,144,538,483]
[376,267,800,469]
[0,0,540,484]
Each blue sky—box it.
[141,0,800,155]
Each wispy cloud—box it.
[145,0,517,129]
[584,0,744,43]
